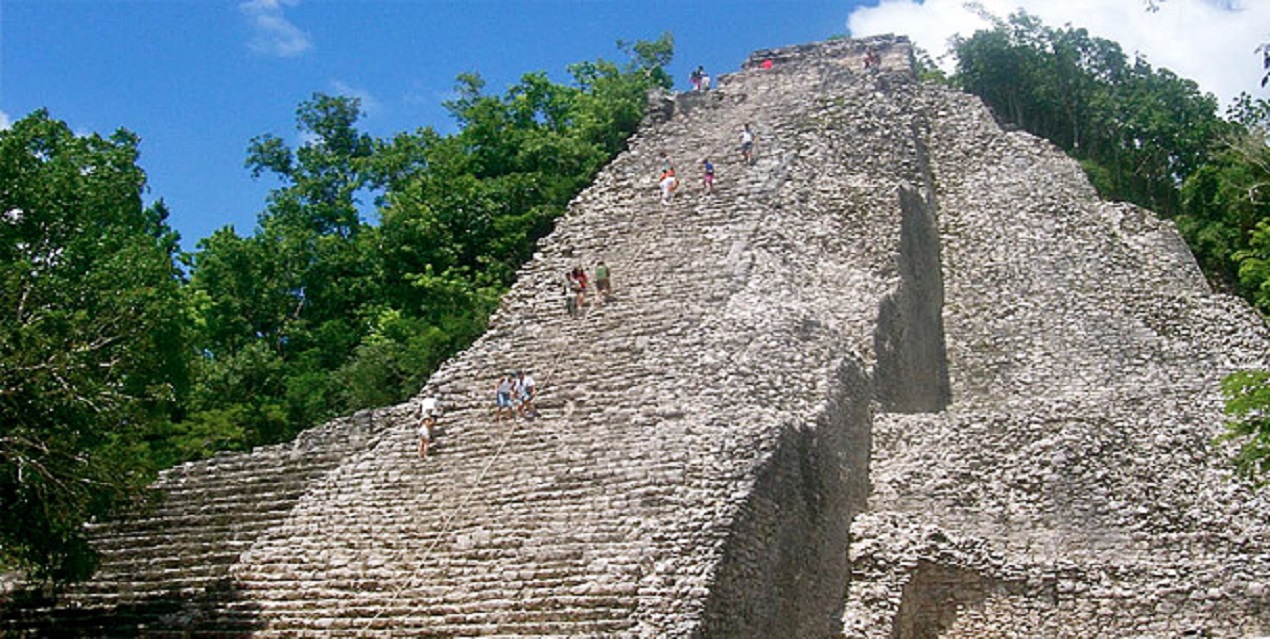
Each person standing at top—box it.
[692,65,710,91]
[739,124,755,165]
[864,48,881,71]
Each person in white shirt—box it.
[418,396,440,458]
[515,371,537,419]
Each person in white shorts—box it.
[418,396,440,458]
[515,370,537,419]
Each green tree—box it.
[618,32,676,90]
[1220,370,1270,486]
[950,11,1227,216]
[1236,219,1270,315]
[1210,102,1270,487]
[0,111,187,581]
[180,95,380,452]
[1178,125,1270,291]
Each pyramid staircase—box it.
[3,36,918,637]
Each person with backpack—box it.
[702,158,715,195]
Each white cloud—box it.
[298,129,321,148]
[0,111,10,130]
[847,0,1270,105]
[240,0,312,58]
[331,80,383,117]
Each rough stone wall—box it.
[697,358,872,638]
[846,71,1270,638]
[873,183,951,413]
[4,34,1269,639]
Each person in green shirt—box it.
[595,260,612,303]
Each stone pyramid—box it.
[4,35,1270,638]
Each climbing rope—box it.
[357,293,600,630]
[356,124,762,629]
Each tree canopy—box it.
[0,111,187,581]
[950,12,1230,217]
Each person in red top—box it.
[570,266,588,312]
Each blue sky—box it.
[3,0,1265,251]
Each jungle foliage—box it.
[0,112,186,580]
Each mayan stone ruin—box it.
[4,35,1270,638]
